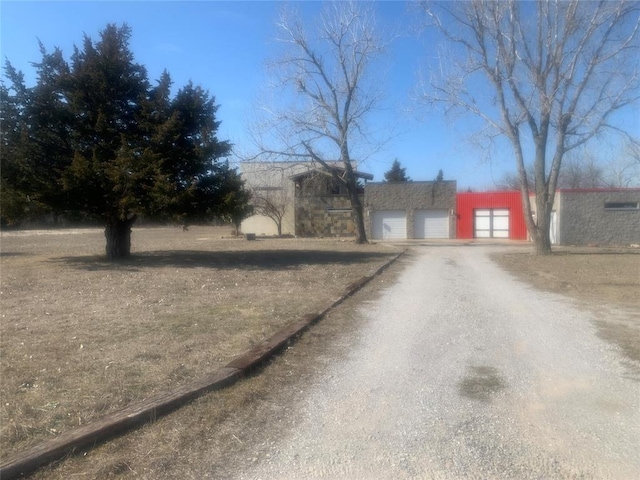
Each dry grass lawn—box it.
[0,226,398,457]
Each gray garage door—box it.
[371,211,407,240]
[414,210,449,238]
[474,209,509,238]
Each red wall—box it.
[456,191,528,240]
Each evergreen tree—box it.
[217,162,254,236]
[435,169,444,182]
[383,159,411,182]
[1,24,245,259]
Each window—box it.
[328,181,342,195]
[604,202,639,211]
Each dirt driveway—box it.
[231,245,639,479]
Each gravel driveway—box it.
[238,245,640,479]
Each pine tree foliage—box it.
[216,161,254,235]
[384,159,411,182]
[1,24,244,259]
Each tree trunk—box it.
[533,191,553,256]
[340,151,368,244]
[349,190,368,244]
[104,217,136,260]
[535,231,552,255]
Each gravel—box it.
[236,245,640,479]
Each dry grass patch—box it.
[23,250,411,480]
[0,226,398,456]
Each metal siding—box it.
[457,192,527,240]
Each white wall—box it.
[240,162,312,236]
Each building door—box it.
[371,211,407,240]
[550,211,558,244]
[474,209,510,238]
[414,210,449,238]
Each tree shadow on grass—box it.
[0,252,31,258]
[51,249,396,272]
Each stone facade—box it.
[555,189,640,245]
[295,194,361,237]
[364,181,457,238]
[241,161,361,237]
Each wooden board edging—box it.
[0,367,241,479]
[0,250,404,479]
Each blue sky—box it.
[2,1,638,189]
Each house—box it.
[240,161,373,237]
[531,188,640,246]
[240,162,313,236]
[456,191,528,240]
[365,181,457,240]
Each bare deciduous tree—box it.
[558,154,605,189]
[608,140,640,187]
[497,142,640,190]
[420,0,640,254]
[252,187,289,236]
[253,1,388,243]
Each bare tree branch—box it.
[419,0,640,254]
[248,1,390,243]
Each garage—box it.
[371,211,406,240]
[474,209,509,238]
[414,210,449,238]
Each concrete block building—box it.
[365,181,457,240]
[535,189,640,246]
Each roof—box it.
[529,187,640,196]
[368,180,456,186]
[289,166,374,182]
[457,190,521,195]
[555,187,640,193]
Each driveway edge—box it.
[0,250,405,479]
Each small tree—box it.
[1,24,237,259]
[252,187,289,236]
[435,169,444,182]
[384,159,411,182]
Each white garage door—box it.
[414,210,449,239]
[371,211,406,240]
[475,209,509,238]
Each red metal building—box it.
[456,191,528,240]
